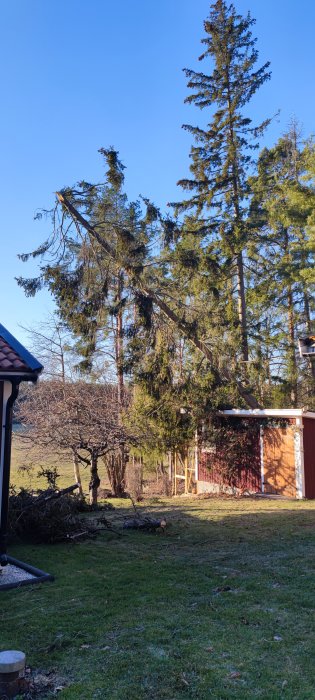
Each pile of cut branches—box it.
[8,485,117,544]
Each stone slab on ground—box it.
[0,556,54,590]
[0,563,36,588]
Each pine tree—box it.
[172,0,271,363]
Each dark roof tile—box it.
[0,338,31,372]
[0,324,43,376]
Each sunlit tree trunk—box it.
[89,452,100,505]
[72,451,84,498]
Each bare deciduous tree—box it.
[17,380,132,504]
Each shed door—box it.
[302,418,315,498]
[263,427,296,497]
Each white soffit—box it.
[222,409,315,420]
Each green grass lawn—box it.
[2,495,315,698]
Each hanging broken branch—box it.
[56,192,260,409]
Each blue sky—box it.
[1,0,314,347]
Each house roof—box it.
[0,324,43,377]
[222,409,315,420]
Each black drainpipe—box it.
[0,380,20,565]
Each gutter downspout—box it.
[0,381,19,565]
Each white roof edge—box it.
[221,409,315,419]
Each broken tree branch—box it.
[56,192,260,409]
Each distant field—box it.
[10,435,151,496]
[10,435,93,494]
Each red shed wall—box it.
[303,418,315,499]
[198,419,261,492]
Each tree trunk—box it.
[283,228,298,407]
[115,274,128,476]
[226,64,249,364]
[127,455,143,501]
[236,252,249,362]
[139,455,144,497]
[89,453,100,506]
[72,452,84,498]
[303,291,315,382]
[105,452,126,497]
[115,274,124,407]
[287,285,298,407]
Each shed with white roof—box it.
[196,409,315,499]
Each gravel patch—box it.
[0,563,36,588]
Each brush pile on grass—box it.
[8,485,115,544]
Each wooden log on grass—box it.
[123,517,167,531]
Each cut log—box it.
[123,517,166,531]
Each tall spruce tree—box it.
[248,127,315,406]
[173,0,271,363]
